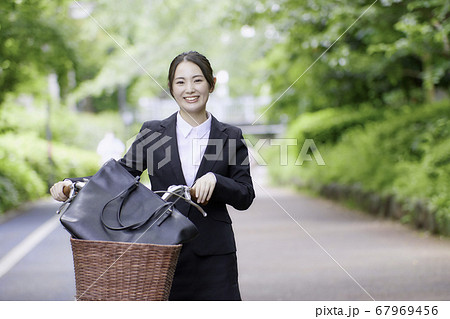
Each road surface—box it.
[1,173,449,300]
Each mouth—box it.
[184,96,200,103]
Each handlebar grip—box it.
[189,188,196,200]
[63,185,71,198]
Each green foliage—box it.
[0,131,100,213]
[0,0,124,112]
[0,0,79,104]
[0,158,46,213]
[269,100,450,234]
[287,104,383,146]
[265,104,385,187]
[0,132,100,182]
[50,109,128,151]
[1,102,127,151]
[234,0,450,118]
[0,101,130,214]
[0,0,448,239]
[68,0,273,108]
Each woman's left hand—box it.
[191,172,216,205]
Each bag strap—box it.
[102,201,174,231]
[100,177,175,231]
[116,177,140,227]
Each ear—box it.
[210,77,217,93]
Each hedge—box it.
[0,132,100,214]
[267,100,450,235]
[0,103,127,214]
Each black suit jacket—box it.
[118,112,255,256]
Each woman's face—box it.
[171,61,214,116]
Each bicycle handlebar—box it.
[62,182,207,217]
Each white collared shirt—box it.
[176,112,212,187]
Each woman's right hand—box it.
[50,180,73,202]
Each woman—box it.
[50,51,255,301]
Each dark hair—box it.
[168,51,215,97]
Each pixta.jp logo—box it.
[124,128,325,175]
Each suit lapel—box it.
[195,115,228,180]
[159,113,187,186]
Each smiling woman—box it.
[168,51,217,126]
[50,51,255,300]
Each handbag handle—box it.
[100,177,174,231]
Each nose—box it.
[186,81,195,93]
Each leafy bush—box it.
[0,157,47,213]
[0,132,100,181]
[266,105,384,188]
[287,104,384,146]
[0,100,146,214]
[0,102,122,214]
[268,100,450,235]
[0,130,100,213]
[0,176,20,213]
[49,109,128,151]
[0,103,128,151]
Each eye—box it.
[176,80,184,85]
[194,79,203,83]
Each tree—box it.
[0,0,79,105]
[229,0,449,119]
[369,0,450,103]
[67,0,273,111]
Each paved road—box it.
[0,200,75,300]
[234,182,450,301]
[1,175,449,300]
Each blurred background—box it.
[0,0,449,236]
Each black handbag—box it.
[58,159,199,245]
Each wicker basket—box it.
[70,238,182,301]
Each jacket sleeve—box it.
[117,121,155,177]
[211,130,255,210]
